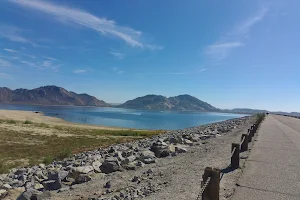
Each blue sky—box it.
[0,0,299,112]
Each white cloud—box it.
[234,7,269,36]
[110,52,125,59]
[0,73,13,79]
[205,7,269,60]
[43,56,58,61]
[197,68,207,72]
[8,0,158,48]
[3,48,18,53]
[73,69,87,74]
[206,42,244,60]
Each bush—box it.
[54,148,72,160]
[256,113,266,124]
[24,120,33,124]
[43,155,54,165]
[6,119,17,124]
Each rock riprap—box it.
[0,116,250,199]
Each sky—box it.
[0,0,299,112]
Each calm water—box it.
[0,104,247,130]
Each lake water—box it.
[0,104,247,130]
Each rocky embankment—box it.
[0,116,251,200]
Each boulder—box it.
[184,139,193,146]
[75,174,91,184]
[0,189,7,198]
[92,161,102,173]
[121,155,136,166]
[100,158,121,174]
[72,166,93,175]
[1,183,12,190]
[175,145,188,153]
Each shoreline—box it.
[0,109,130,130]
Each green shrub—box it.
[6,119,17,124]
[43,155,54,165]
[24,120,33,124]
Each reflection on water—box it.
[0,104,247,130]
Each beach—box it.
[0,109,128,130]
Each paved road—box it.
[232,114,300,200]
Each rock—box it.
[150,145,170,158]
[72,166,94,174]
[75,174,91,184]
[140,150,155,160]
[104,181,111,188]
[123,163,136,170]
[121,155,136,166]
[45,171,62,190]
[58,170,69,181]
[132,176,139,182]
[184,139,193,146]
[0,189,8,198]
[136,161,146,167]
[1,183,12,189]
[169,136,183,144]
[58,187,70,193]
[42,180,61,191]
[100,158,121,174]
[175,146,188,153]
[34,183,44,190]
[38,164,45,169]
[17,189,42,200]
[92,161,102,173]
[168,144,176,153]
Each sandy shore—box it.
[0,109,127,130]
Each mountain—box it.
[0,86,109,107]
[117,94,219,111]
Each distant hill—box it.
[0,86,109,107]
[223,108,268,114]
[117,94,219,111]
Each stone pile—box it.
[0,116,250,199]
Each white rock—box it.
[73,166,94,174]
[1,183,12,190]
[92,161,102,173]
[0,189,7,198]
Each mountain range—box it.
[0,85,269,113]
[0,86,109,107]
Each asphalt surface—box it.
[232,114,300,200]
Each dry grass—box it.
[0,119,163,173]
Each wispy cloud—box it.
[0,73,13,80]
[205,7,269,60]
[233,7,269,36]
[43,56,58,61]
[110,52,125,59]
[112,67,125,74]
[73,69,87,74]
[0,24,47,48]
[9,0,161,49]
[3,48,18,53]
[20,59,61,71]
[206,42,244,60]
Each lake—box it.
[0,104,247,130]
